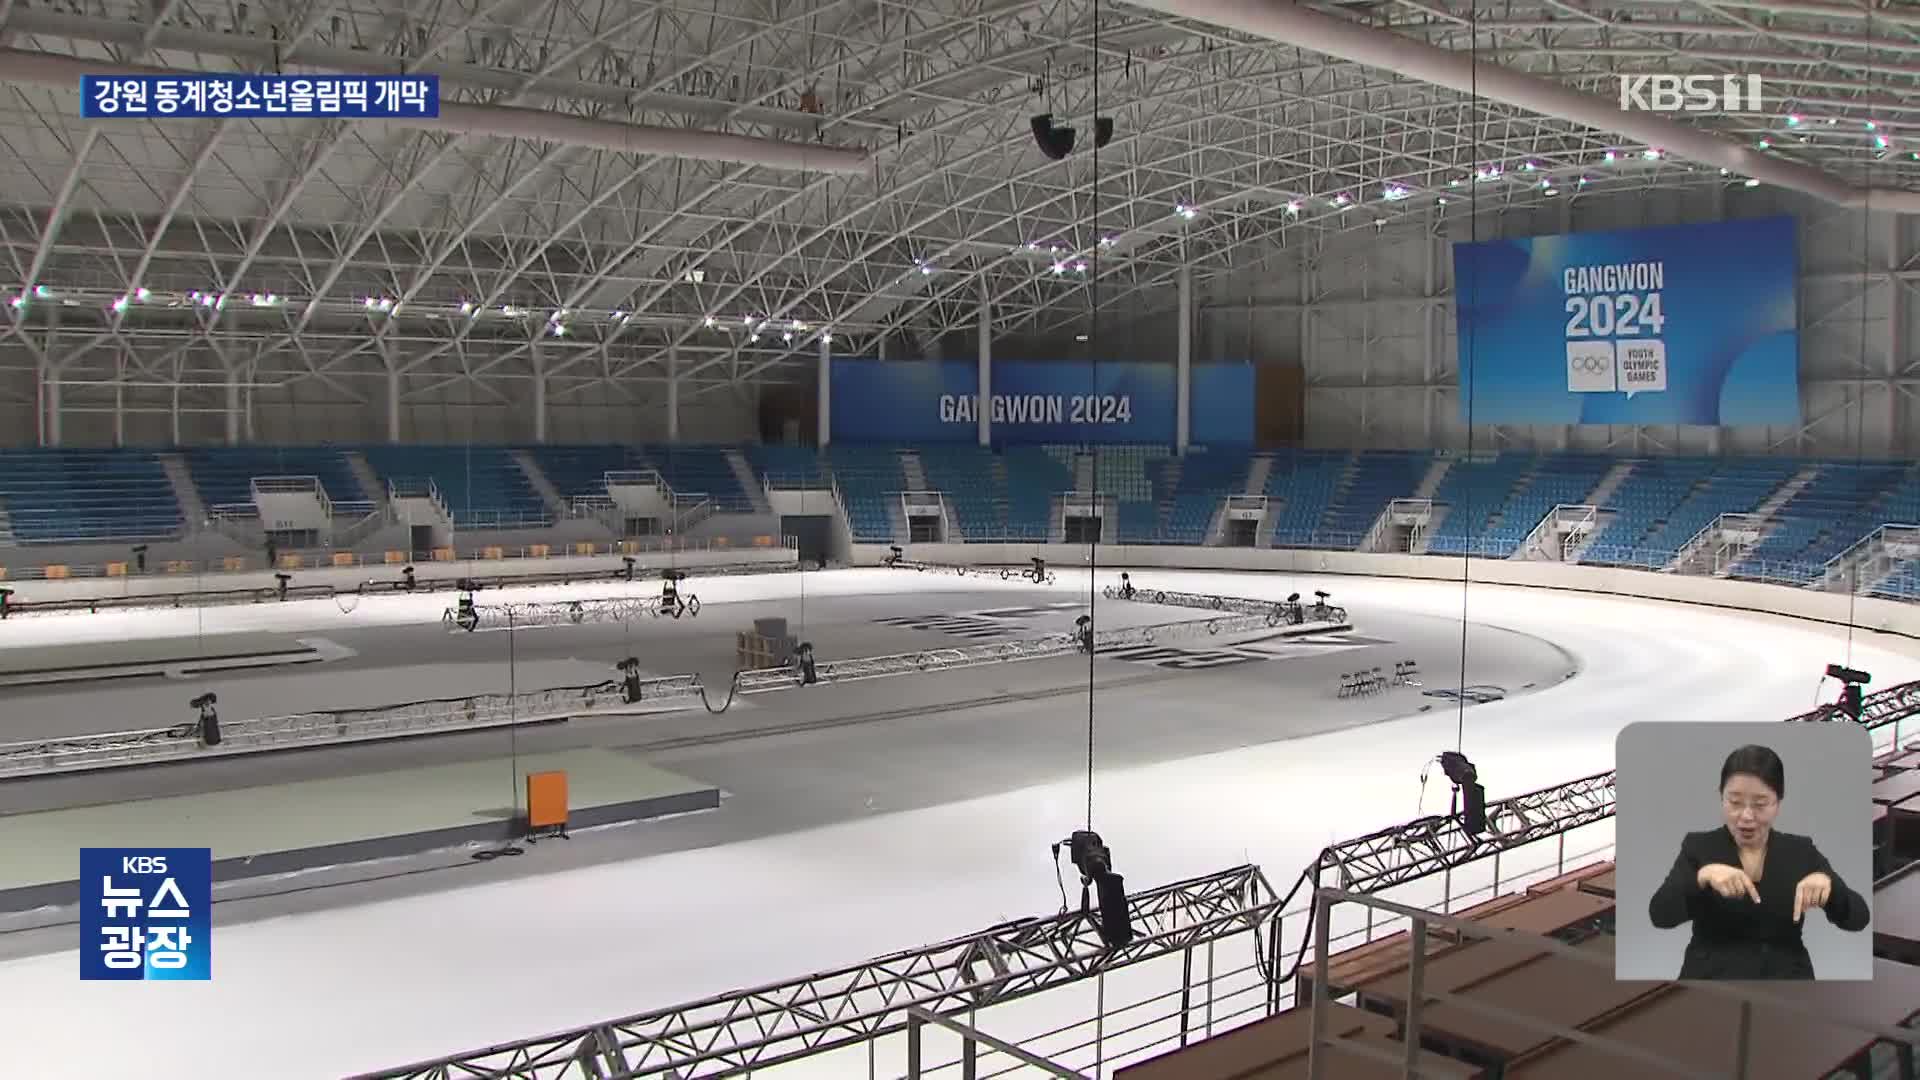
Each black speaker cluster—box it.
[1030,113,1115,161]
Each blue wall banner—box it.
[1454,216,1800,426]
[832,359,1225,444]
[1191,365,1255,445]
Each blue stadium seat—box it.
[1423,454,1534,556]
[1267,451,1349,548]
[917,445,1002,539]
[1321,451,1431,541]
[524,445,649,500]
[360,446,550,529]
[0,448,183,543]
[746,445,830,489]
[184,447,367,511]
[639,445,752,511]
[1004,446,1074,541]
[826,447,904,542]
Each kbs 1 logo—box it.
[1618,74,1766,113]
[79,848,212,981]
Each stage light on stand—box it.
[796,641,818,685]
[620,556,638,582]
[1439,751,1487,835]
[1075,614,1094,654]
[1,585,15,619]
[189,692,221,747]
[1055,830,1135,947]
[401,565,417,592]
[1827,664,1871,721]
[618,657,645,702]
[454,590,479,633]
[131,544,149,575]
[274,572,292,602]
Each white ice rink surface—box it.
[1,568,1914,1079]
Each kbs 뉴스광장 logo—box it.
[79,848,212,981]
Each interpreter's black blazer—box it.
[1648,826,1869,980]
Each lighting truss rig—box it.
[1104,577,1347,625]
[883,547,1057,585]
[354,766,1634,1080]
[1783,678,1920,729]
[0,557,778,618]
[351,864,1286,1080]
[445,592,701,632]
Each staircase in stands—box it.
[1243,454,1273,495]
[156,452,207,528]
[1156,455,1184,538]
[0,503,13,545]
[345,451,390,514]
[727,450,772,513]
[1558,460,1638,561]
[990,454,1012,537]
[511,449,568,520]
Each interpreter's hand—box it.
[1697,863,1761,903]
[1793,872,1833,922]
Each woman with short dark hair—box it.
[1648,744,1869,979]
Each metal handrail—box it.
[1306,887,1920,1080]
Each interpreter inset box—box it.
[1615,721,1872,981]
[1565,340,1617,393]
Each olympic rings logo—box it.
[1568,355,1612,374]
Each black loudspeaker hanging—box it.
[1031,114,1076,160]
[1093,116,1114,149]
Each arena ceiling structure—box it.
[0,0,1916,435]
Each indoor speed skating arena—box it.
[4,0,1920,1077]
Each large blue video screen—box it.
[830,359,1253,445]
[1454,216,1801,426]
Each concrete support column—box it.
[817,333,832,447]
[531,345,548,444]
[386,365,402,442]
[1177,261,1193,452]
[1888,213,1905,456]
[667,344,681,442]
[112,352,125,447]
[40,362,62,447]
[977,279,992,446]
[225,366,243,445]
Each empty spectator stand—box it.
[1485,454,1614,557]
[1872,561,1920,600]
[182,447,367,513]
[1422,454,1535,556]
[1093,444,1169,543]
[1162,449,1253,544]
[1266,451,1348,548]
[1320,451,1430,541]
[522,444,650,502]
[359,445,549,529]
[744,444,829,490]
[637,444,752,511]
[916,444,1003,539]
[1004,445,1074,540]
[824,446,905,542]
[1730,462,1914,585]
[1636,457,1800,565]
[0,448,182,544]
[1579,457,1717,568]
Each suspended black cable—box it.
[1842,7,1876,668]
[1084,0,1103,833]
[1452,6,1481,755]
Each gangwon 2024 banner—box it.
[1454,217,1801,426]
[829,359,1253,444]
